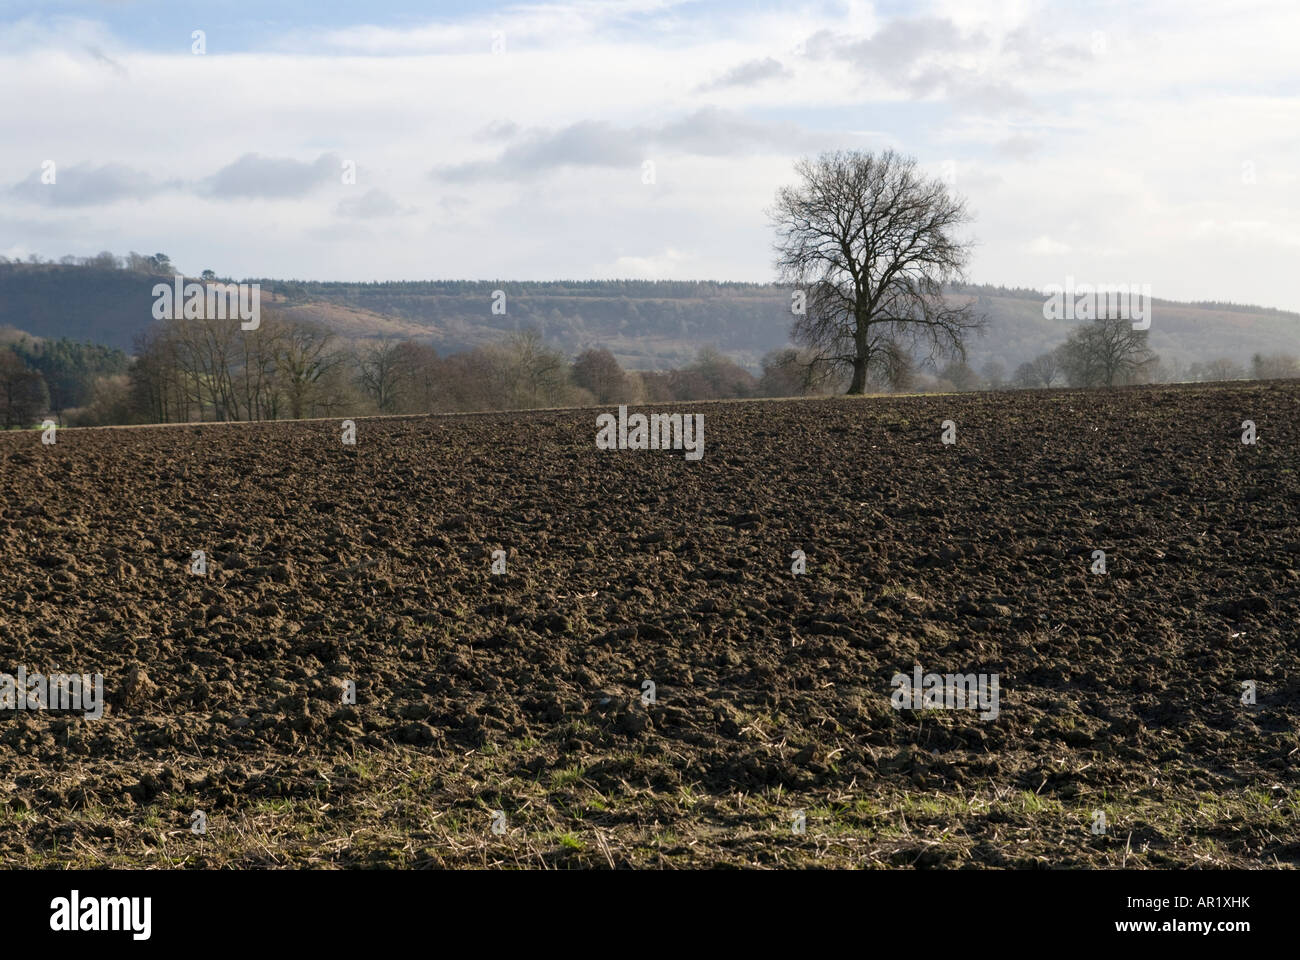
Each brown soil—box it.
[0,383,1296,868]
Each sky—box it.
[2,0,1299,310]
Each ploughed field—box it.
[1,382,1297,868]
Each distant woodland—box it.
[1,253,1297,427]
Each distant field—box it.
[0,382,1296,867]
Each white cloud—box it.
[1023,235,1072,256]
[0,0,1297,310]
[603,247,688,279]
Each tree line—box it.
[1000,317,1300,389]
[0,331,129,428]
[8,309,814,427]
[2,311,1297,430]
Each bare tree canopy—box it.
[356,338,404,413]
[571,347,630,404]
[1058,316,1158,387]
[770,149,985,394]
[277,318,340,420]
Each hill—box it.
[1,260,1295,371]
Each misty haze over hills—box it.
[0,259,1295,375]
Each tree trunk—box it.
[847,356,868,394]
[846,317,869,394]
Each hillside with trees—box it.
[2,256,1297,379]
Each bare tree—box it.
[682,346,757,400]
[71,374,132,426]
[1032,349,1063,387]
[503,328,569,408]
[980,359,1006,390]
[637,370,676,403]
[1058,316,1158,387]
[234,315,285,421]
[310,362,363,417]
[169,312,241,421]
[758,347,819,397]
[572,347,629,403]
[863,337,916,393]
[1252,352,1300,380]
[355,338,404,413]
[1013,361,1040,389]
[939,359,979,391]
[130,326,186,422]
[391,341,441,413]
[1202,357,1246,382]
[882,340,918,392]
[770,149,985,394]
[276,318,339,419]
